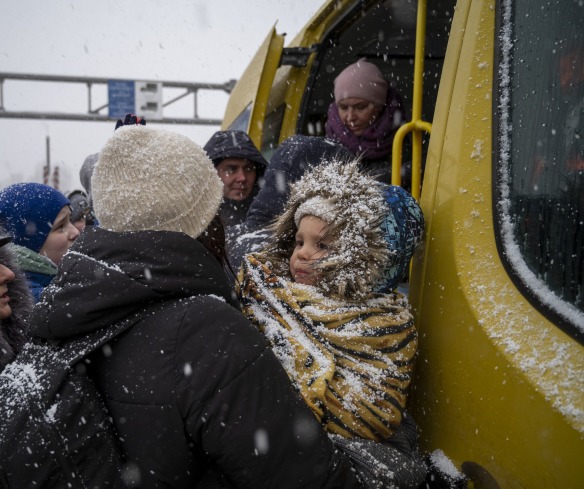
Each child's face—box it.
[39,205,80,265]
[289,215,330,286]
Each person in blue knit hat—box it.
[0,183,80,301]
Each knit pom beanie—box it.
[375,185,425,293]
[0,183,70,253]
[334,58,388,106]
[92,126,223,240]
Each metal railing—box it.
[391,0,432,200]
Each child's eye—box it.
[317,242,328,250]
[295,240,304,247]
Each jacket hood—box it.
[263,157,424,298]
[203,130,268,174]
[264,158,390,300]
[244,135,354,232]
[30,226,239,340]
[0,242,33,370]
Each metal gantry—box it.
[0,72,236,125]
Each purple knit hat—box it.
[334,58,388,106]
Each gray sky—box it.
[0,0,319,192]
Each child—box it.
[0,183,80,301]
[238,158,426,486]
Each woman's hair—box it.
[196,214,235,275]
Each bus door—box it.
[221,27,285,150]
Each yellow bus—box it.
[221,1,584,487]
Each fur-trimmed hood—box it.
[262,158,424,301]
[263,158,391,300]
[0,243,33,371]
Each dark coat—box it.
[204,131,268,228]
[220,194,255,228]
[24,270,54,303]
[227,136,353,270]
[29,226,361,489]
[0,243,32,371]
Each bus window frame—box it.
[492,0,584,345]
[227,103,252,133]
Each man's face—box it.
[216,158,257,201]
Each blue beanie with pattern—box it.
[0,183,70,253]
[375,185,424,292]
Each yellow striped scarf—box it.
[237,253,418,441]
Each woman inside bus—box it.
[325,58,409,187]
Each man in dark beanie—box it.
[203,130,267,227]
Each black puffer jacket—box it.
[30,226,361,489]
[0,241,32,371]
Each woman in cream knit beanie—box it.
[92,125,223,240]
[27,126,362,488]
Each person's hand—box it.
[115,113,146,131]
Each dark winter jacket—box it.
[227,136,353,269]
[24,270,55,302]
[204,131,268,228]
[29,226,361,489]
[0,243,32,371]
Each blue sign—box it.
[108,80,135,118]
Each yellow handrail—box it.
[391,0,432,201]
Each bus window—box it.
[496,0,584,338]
[261,104,286,160]
[227,103,252,133]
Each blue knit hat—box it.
[375,185,424,292]
[0,183,70,253]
